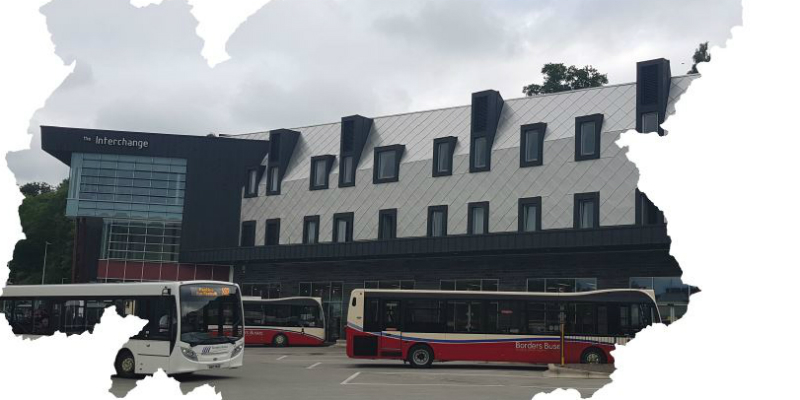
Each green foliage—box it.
[688,42,711,74]
[19,182,53,197]
[523,63,608,96]
[8,179,74,285]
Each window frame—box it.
[302,215,320,244]
[309,155,335,191]
[573,192,600,229]
[373,145,405,184]
[432,136,457,177]
[338,155,356,188]
[520,123,546,167]
[265,218,280,246]
[378,209,398,240]
[266,165,281,195]
[244,167,260,198]
[641,112,660,134]
[574,114,604,161]
[518,197,542,232]
[469,136,491,173]
[240,220,256,247]
[332,212,354,243]
[427,205,449,237]
[467,201,490,235]
[635,189,665,225]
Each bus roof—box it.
[242,296,323,305]
[1,281,239,298]
[353,288,657,303]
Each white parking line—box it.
[340,371,361,385]
[306,362,322,370]
[276,355,288,361]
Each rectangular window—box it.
[267,166,280,195]
[440,279,499,291]
[427,205,448,237]
[520,123,546,167]
[245,168,259,197]
[333,212,353,243]
[518,197,541,232]
[378,209,397,240]
[575,114,603,161]
[467,202,489,235]
[310,156,333,190]
[265,218,280,246]
[240,221,256,247]
[339,156,355,187]
[636,189,664,225]
[303,215,320,244]
[470,136,489,172]
[528,278,598,293]
[432,137,456,177]
[404,299,445,333]
[373,145,404,184]
[448,301,483,333]
[574,192,600,229]
[641,112,659,133]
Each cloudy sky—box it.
[8,0,742,184]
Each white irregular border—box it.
[535,0,800,399]
[0,1,797,400]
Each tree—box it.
[688,42,711,74]
[8,179,74,284]
[523,63,608,96]
[19,182,53,197]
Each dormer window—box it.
[471,136,489,171]
[432,137,457,177]
[245,168,259,197]
[520,123,546,167]
[575,114,603,161]
[309,155,335,190]
[373,145,405,184]
[267,166,280,195]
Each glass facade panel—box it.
[524,129,540,162]
[473,137,487,168]
[580,122,596,156]
[100,219,181,262]
[436,142,450,173]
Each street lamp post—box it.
[41,241,51,285]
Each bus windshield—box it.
[180,284,243,346]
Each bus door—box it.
[379,299,403,357]
[128,297,174,374]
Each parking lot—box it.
[110,345,610,399]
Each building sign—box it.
[84,135,149,150]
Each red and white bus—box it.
[346,289,659,367]
[243,297,326,346]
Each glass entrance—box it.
[299,281,343,341]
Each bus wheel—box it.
[115,350,136,378]
[408,345,434,368]
[581,348,607,364]
[273,334,288,347]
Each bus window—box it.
[295,305,319,328]
[489,301,525,334]
[597,305,608,335]
[244,303,264,326]
[569,303,597,335]
[63,300,86,334]
[33,299,59,335]
[404,299,445,333]
[86,299,114,332]
[448,301,483,333]
[383,300,401,331]
[363,299,380,332]
[11,300,33,334]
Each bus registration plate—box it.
[208,364,221,369]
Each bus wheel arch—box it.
[407,344,434,368]
[580,347,608,364]
[272,333,288,347]
[115,349,136,378]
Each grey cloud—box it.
[8,0,741,185]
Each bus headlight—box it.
[181,347,198,361]
[231,344,244,358]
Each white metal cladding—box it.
[238,76,696,245]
